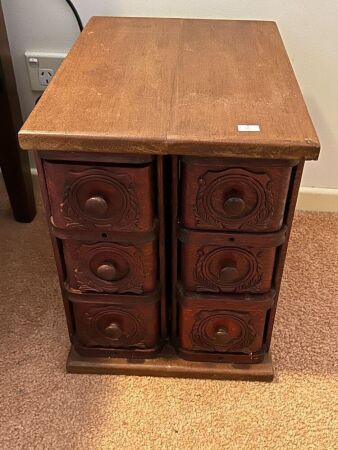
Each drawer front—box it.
[181,159,292,232]
[64,239,157,294]
[44,161,154,231]
[178,290,273,355]
[72,297,160,350]
[179,229,285,294]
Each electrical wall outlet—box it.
[39,69,54,86]
[25,51,67,91]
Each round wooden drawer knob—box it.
[214,328,230,345]
[104,322,122,340]
[96,262,118,281]
[219,265,240,283]
[84,195,108,217]
[223,196,246,217]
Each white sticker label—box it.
[238,124,261,132]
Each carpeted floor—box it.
[1,177,337,450]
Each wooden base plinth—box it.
[67,344,274,381]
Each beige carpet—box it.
[1,177,337,450]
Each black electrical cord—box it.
[64,0,83,32]
[35,1,82,105]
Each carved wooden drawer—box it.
[178,288,274,362]
[70,292,160,357]
[63,238,157,294]
[181,158,295,232]
[44,161,154,232]
[179,228,286,294]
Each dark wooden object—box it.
[180,158,296,232]
[178,227,286,294]
[67,344,274,381]
[177,288,274,363]
[19,17,320,380]
[0,4,35,222]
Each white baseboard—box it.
[297,187,338,212]
[29,169,337,212]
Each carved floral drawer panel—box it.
[69,292,161,358]
[177,288,274,363]
[44,161,155,232]
[178,227,286,294]
[181,158,296,232]
[63,239,157,295]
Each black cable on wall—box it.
[35,0,83,105]
[64,0,83,32]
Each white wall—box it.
[2,0,338,189]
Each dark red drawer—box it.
[181,158,294,232]
[63,238,157,295]
[44,161,154,232]
[70,293,160,354]
[178,288,274,359]
[179,228,285,294]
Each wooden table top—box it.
[19,17,320,160]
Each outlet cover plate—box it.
[25,51,67,92]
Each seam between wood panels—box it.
[165,19,183,151]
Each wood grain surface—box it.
[19,17,319,160]
[67,344,274,381]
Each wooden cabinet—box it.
[19,17,320,380]
[43,155,163,359]
[173,156,294,364]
